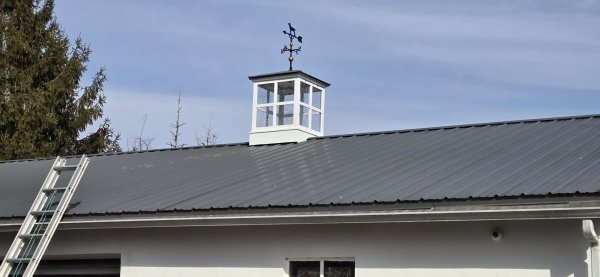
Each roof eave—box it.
[248,70,331,88]
[1,198,599,232]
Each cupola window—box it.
[249,71,329,145]
[253,80,323,130]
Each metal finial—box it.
[281,23,302,71]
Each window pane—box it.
[290,261,320,277]
[277,104,294,126]
[256,106,273,127]
[278,81,295,102]
[312,87,322,109]
[301,82,310,104]
[300,106,309,128]
[258,83,274,104]
[311,110,321,131]
[325,261,355,277]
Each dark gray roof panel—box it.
[1,115,600,217]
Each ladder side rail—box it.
[22,156,90,277]
[20,158,66,232]
[0,157,65,277]
[18,157,65,241]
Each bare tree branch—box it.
[168,92,186,148]
[196,120,218,146]
[130,114,155,151]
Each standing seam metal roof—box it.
[1,114,600,217]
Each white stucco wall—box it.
[0,219,592,277]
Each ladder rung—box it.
[53,165,78,171]
[33,222,49,226]
[42,187,68,193]
[31,210,56,216]
[5,258,32,263]
[18,234,44,239]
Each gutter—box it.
[583,220,600,277]
[0,201,600,232]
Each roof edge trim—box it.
[0,142,251,164]
[1,199,598,232]
[311,113,600,140]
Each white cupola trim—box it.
[248,70,330,146]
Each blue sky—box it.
[53,0,600,148]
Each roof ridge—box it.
[1,113,598,163]
[0,142,251,164]
[310,113,600,140]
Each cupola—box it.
[248,70,330,145]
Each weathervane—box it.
[281,23,302,71]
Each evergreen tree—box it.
[0,0,120,160]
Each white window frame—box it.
[299,81,325,133]
[286,257,355,277]
[275,80,295,126]
[254,82,276,128]
[253,78,297,130]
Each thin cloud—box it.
[55,1,600,146]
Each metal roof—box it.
[1,114,600,218]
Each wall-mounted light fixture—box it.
[491,229,504,242]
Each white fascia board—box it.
[250,125,318,135]
[1,200,600,232]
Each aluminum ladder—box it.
[0,155,90,277]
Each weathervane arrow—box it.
[281,23,302,71]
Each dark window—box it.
[290,261,320,277]
[325,261,354,277]
[34,258,120,276]
[290,260,355,277]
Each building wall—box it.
[0,219,592,277]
